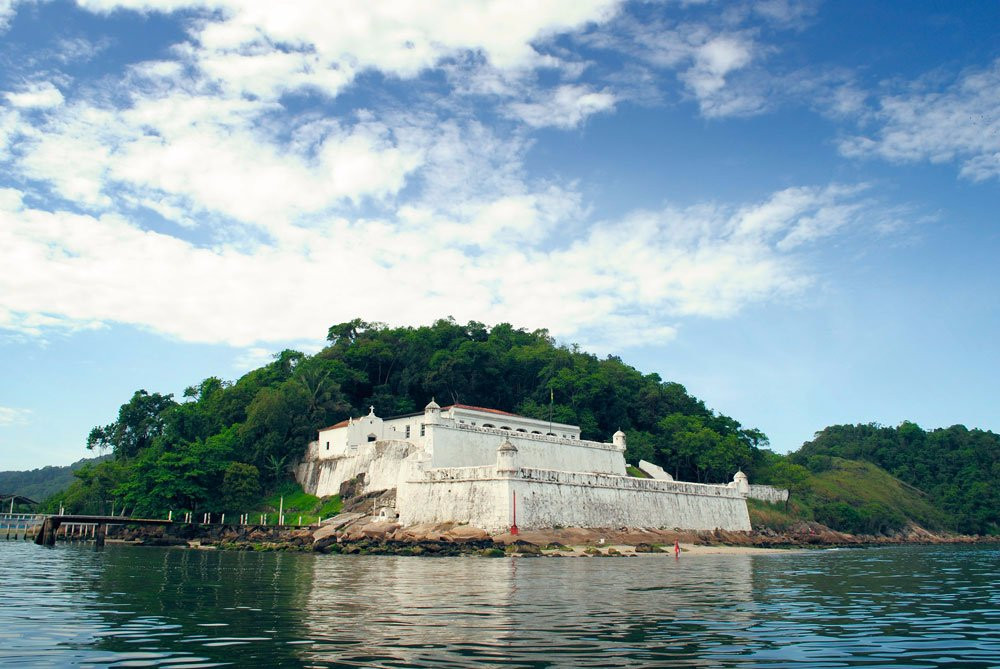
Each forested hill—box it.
[0,455,108,502]
[56,319,767,517]
[791,423,1000,535]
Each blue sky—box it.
[1,0,998,471]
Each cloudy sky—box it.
[1,0,998,471]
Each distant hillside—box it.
[0,456,109,502]
[749,454,950,535]
[791,422,999,535]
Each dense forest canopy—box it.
[793,422,1000,534]
[52,319,766,516]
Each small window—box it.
[546,432,556,436]
[459,420,465,424]
[405,425,410,438]
[325,441,330,450]
[531,431,541,435]
[483,423,494,428]
[420,425,425,436]
[367,434,377,442]
[516,428,527,433]
[500,426,511,431]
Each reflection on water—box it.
[0,542,997,667]
[301,551,755,666]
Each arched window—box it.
[531,431,541,434]
[516,428,527,433]
[482,423,495,428]
[546,432,556,436]
[500,426,512,431]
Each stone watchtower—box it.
[496,438,518,474]
[731,469,750,496]
[612,429,627,452]
[423,397,441,424]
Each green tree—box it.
[86,390,177,459]
[222,462,260,510]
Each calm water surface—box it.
[0,542,997,667]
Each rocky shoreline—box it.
[106,514,996,557]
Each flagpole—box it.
[548,387,553,434]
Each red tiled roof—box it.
[318,418,352,431]
[444,403,520,417]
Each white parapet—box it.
[748,484,789,504]
[637,459,674,481]
[397,465,752,532]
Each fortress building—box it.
[296,400,786,532]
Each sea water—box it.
[0,542,996,667]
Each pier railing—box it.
[1,513,44,541]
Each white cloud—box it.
[79,0,622,83]
[0,0,17,33]
[507,84,616,128]
[751,0,819,27]
[840,59,1000,181]
[5,81,65,109]
[0,0,901,354]
[0,181,877,348]
[233,347,275,372]
[3,0,625,232]
[680,34,763,117]
[0,107,18,157]
[0,406,32,426]
[579,13,769,117]
[12,88,425,228]
[683,36,755,100]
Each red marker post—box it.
[510,491,519,536]
[674,539,680,558]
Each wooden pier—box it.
[31,515,173,547]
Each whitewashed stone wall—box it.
[297,440,422,498]
[428,424,625,475]
[510,469,750,532]
[397,466,509,530]
[747,484,789,504]
[396,466,751,532]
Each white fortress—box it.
[296,400,784,532]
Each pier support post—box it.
[95,523,106,548]
[35,517,58,546]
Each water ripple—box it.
[0,543,997,666]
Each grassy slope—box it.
[626,465,651,478]
[749,457,950,532]
[247,483,342,525]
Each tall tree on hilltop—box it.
[86,390,177,460]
